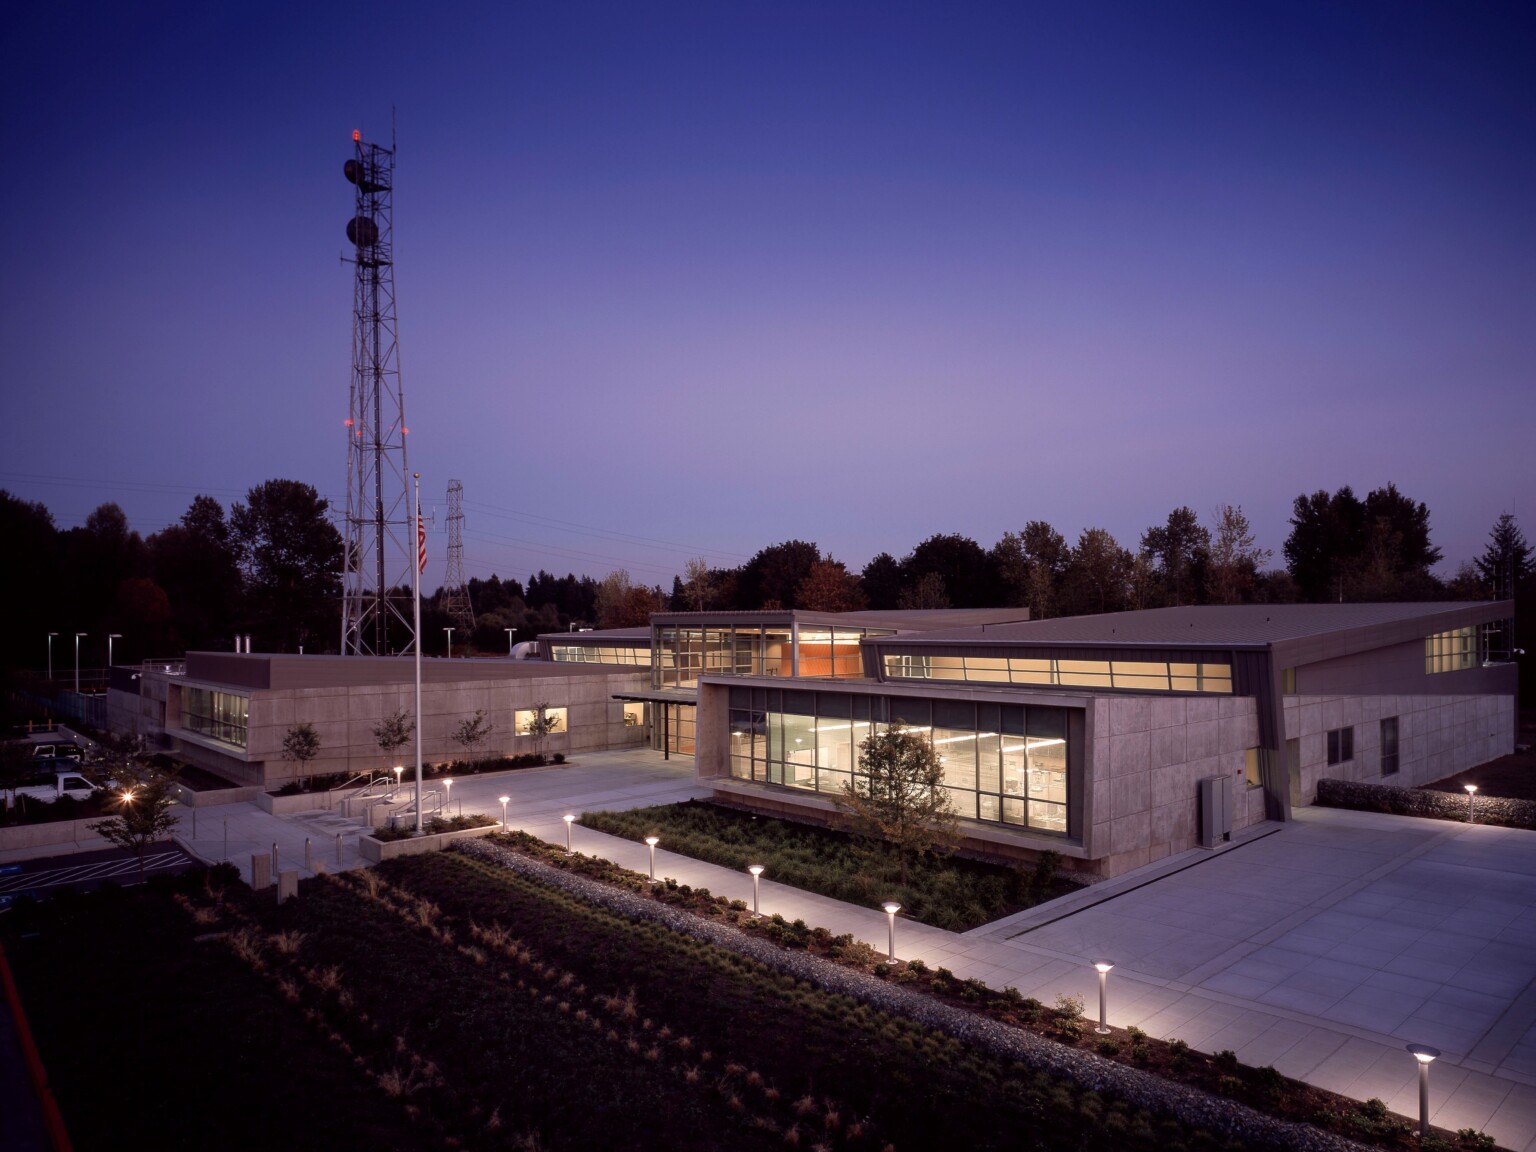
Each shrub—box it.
[1457,1129,1496,1150]
[1094,1037,1120,1057]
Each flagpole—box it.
[412,472,424,834]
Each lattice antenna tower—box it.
[441,479,476,634]
[340,125,416,655]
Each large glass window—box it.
[1425,627,1478,674]
[725,687,1072,837]
[550,644,649,666]
[183,688,249,748]
[882,653,1232,694]
[1326,726,1354,766]
[514,706,568,738]
[655,624,882,688]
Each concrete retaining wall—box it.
[357,823,503,863]
[0,817,114,853]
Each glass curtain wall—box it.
[550,644,649,666]
[183,688,249,748]
[727,688,1070,836]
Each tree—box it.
[1140,507,1210,607]
[88,768,180,881]
[1206,504,1271,605]
[1474,513,1532,600]
[795,560,868,612]
[901,534,999,609]
[897,572,950,609]
[1284,488,1366,602]
[451,710,496,768]
[859,553,904,611]
[230,480,344,652]
[1284,484,1440,602]
[281,722,322,790]
[1060,528,1133,615]
[149,495,243,651]
[995,522,1068,619]
[372,708,414,768]
[682,557,715,612]
[836,729,959,885]
[739,541,822,610]
[594,570,667,627]
[522,703,561,761]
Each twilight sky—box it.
[3,1,1532,590]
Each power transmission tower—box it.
[340,125,416,655]
[441,480,475,635]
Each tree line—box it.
[2,481,1529,673]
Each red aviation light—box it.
[353,129,361,142]
[344,418,354,426]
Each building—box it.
[682,601,1517,877]
[104,601,1517,879]
[107,652,649,787]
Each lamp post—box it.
[1094,963,1114,1034]
[392,765,404,795]
[748,864,764,917]
[499,795,510,829]
[73,633,86,694]
[1407,1044,1440,1139]
[47,632,58,681]
[443,777,453,816]
[882,902,901,961]
[505,628,515,655]
[444,627,454,657]
[107,633,122,668]
[645,836,659,882]
[563,813,575,854]
[1465,784,1478,823]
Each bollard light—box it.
[499,795,510,829]
[563,813,575,854]
[748,864,764,917]
[443,777,453,816]
[393,765,404,793]
[883,902,901,961]
[645,836,660,882]
[1464,784,1478,823]
[1407,1044,1440,1139]
[1094,962,1114,1034]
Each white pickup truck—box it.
[6,765,102,808]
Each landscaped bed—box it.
[579,798,1076,931]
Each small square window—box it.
[1326,726,1354,766]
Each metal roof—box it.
[647,608,1031,631]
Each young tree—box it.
[372,708,414,767]
[451,710,496,768]
[280,722,322,790]
[836,729,960,885]
[522,703,562,761]
[897,571,950,610]
[1206,504,1272,605]
[682,557,715,611]
[88,769,180,881]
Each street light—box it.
[499,795,510,829]
[1464,783,1478,823]
[47,632,58,681]
[444,627,454,657]
[73,633,87,694]
[1094,963,1114,1034]
[882,902,901,961]
[107,633,122,668]
[645,836,659,882]
[748,864,764,917]
[1407,1044,1440,1139]
[563,813,575,854]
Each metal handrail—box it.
[387,788,444,829]
[328,771,383,810]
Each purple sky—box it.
[3,2,1532,590]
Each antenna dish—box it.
[347,216,379,246]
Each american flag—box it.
[417,515,427,574]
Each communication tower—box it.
[340,126,416,655]
[440,480,476,635]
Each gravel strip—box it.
[454,838,1370,1152]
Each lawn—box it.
[578,798,1074,930]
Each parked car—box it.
[6,766,103,808]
